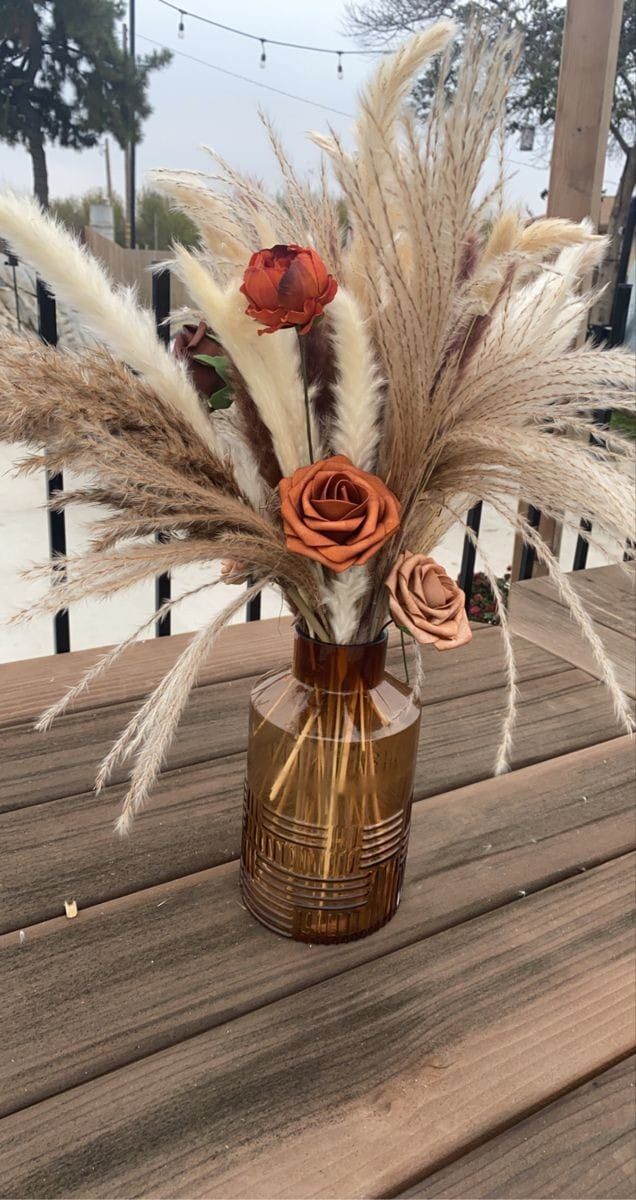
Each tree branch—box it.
[617,70,636,109]
[610,121,630,158]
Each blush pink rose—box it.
[386,552,472,651]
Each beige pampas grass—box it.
[0,192,217,454]
[328,289,385,472]
[34,577,223,732]
[326,568,370,645]
[110,582,264,834]
[0,20,634,830]
[444,504,519,775]
[150,169,253,276]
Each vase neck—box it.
[292,628,387,691]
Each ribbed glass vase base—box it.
[239,629,421,944]
[240,783,411,943]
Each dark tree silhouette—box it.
[0,0,171,208]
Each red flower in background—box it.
[173,322,224,398]
[241,244,337,335]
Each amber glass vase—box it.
[240,628,421,943]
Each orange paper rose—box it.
[240,244,338,335]
[279,455,400,573]
[386,553,472,651]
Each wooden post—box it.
[547,0,624,226]
[511,0,624,581]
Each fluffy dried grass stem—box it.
[0,194,217,453]
[35,577,223,731]
[107,582,265,833]
[512,510,634,734]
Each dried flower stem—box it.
[297,331,315,462]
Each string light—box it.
[156,0,388,78]
[137,33,355,119]
[139,30,554,180]
[177,10,185,39]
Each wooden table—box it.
[1,563,634,1200]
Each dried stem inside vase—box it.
[241,628,421,943]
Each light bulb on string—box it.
[337,52,343,79]
[178,11,185,38]
[260,39,267,69]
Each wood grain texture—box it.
[0,615,295,729]
[559,564,636,638]
[0,617,407,729]
[1,664,628,931]
[0,632,575,813]
[1,738,634,1117]
[546,0,623,228]
[510,563,636,696]
[0,856,633,1200]
[1,565,633,1200]
[401,1056,636,1199]
[4,563,625,730]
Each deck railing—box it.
[2,244,633,654]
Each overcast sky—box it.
[0,0,621,215]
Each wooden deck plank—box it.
[1,738,633,1116]
[510,562,636,696]
[0,856,632,1200]
[551,563,636,639]
[400,1056,636,1199]
[510,588,636,697]
[0,667,628,931]
[0,633,574,813]
[4,564,629,732]
[0,617,470,729]
[513,563,636,639]
[0,615,294,729]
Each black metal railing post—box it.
[37,279,71,654]
[517,504,542,581]
[572,407,613,570]
[152,268,172,636]
[246,579,262,622]
[3,248,21,328]
[458,502,483,606]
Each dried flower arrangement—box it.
[0,23,634,840]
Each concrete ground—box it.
[0,441,619,663]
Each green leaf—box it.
[206,385,234,411]
[192,354,231,385]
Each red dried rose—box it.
[240,245,337,335]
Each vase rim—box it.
[292,624,388,689]
[294,624,388,651]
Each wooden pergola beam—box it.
[547,0,624,225]
[511,0,624,581]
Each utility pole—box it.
[128,0,136,248]
[104,138,113,206]
[122,22,131,247]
